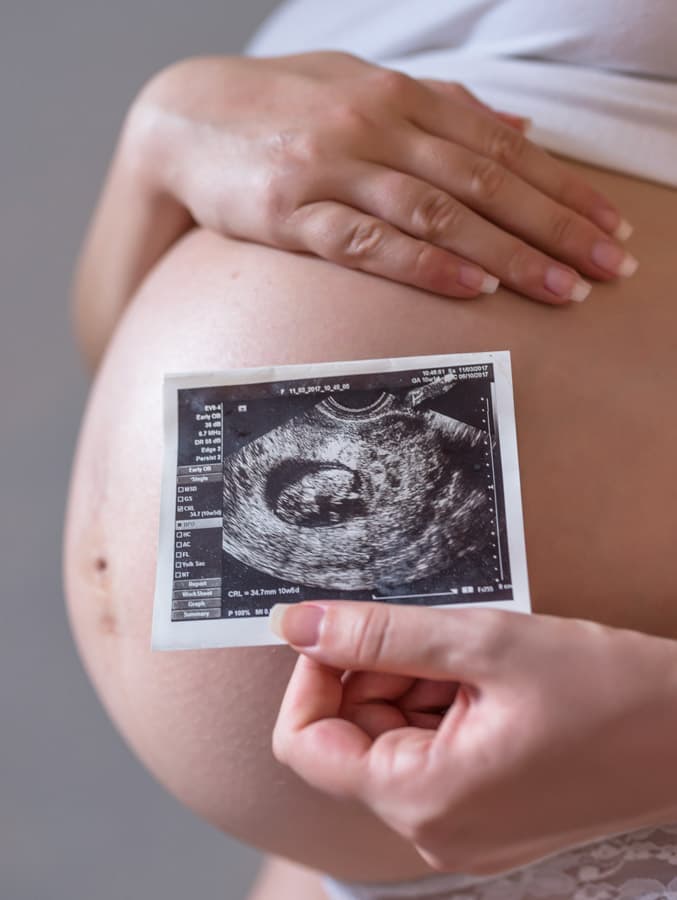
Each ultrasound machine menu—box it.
[172,400,224,621]
[153,352,531,650]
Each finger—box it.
[389,133,638,283]
[434,682,478,748]
[342,702,410,739]
[341,674,455,735]
[341,672,416,739]
[421,79,531,131]
[343,163,591,304]
[399,678,459,713]
[495,112,532,133]
[342,671,415,705]
[272,654,370,796]
[274,653,440,797]
[406,711,446,730]
[283,201,500,299]
[412,86,632,239]
[420,79,493,113]
[269,601,512,682]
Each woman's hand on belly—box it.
[74,52,637,366]
[272,600,677,876]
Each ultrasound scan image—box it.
[222,390,492,592]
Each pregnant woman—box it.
[64,2,677,898]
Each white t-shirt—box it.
[248,0,677,186]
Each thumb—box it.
[269,600,510,682]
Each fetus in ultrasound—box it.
[222,385,493,592]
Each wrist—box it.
[121,94,194,243]
[122,93,178,201]
[621,628,677,825]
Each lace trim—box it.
[324,825,677,900]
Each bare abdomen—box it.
[63,163,677,881]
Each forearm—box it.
[72,80,193,371]
[612,626,677,827]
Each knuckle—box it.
[504,243,543,287]
[351,605,394,667]
[474,609,515,664]
[267,128,324,170]
[329,101,373,140]
[548,210,577,247]
[368,67,413,103]
[338,218,387,263]
[469,157,508,203]
[257,171,296,233]
[412,241,446,284]
[446,81,467,98]
[412,191,464,240]
[262,130,324,233]
[486,125,528,168]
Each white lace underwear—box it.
[323,825,677,900]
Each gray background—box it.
[1,2,281,898]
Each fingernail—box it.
[458,265,500,294]
[614,218,634,241]
[591,241,639,277]
[593,207,634,240]
[269,603,325,647]
[544,266,592,302]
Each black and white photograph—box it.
[153,351,530,649]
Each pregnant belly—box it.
[63,162,677,880]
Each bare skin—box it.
[64,158,677,900]
[248,857,329,900]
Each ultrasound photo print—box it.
[153,352,531,649]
